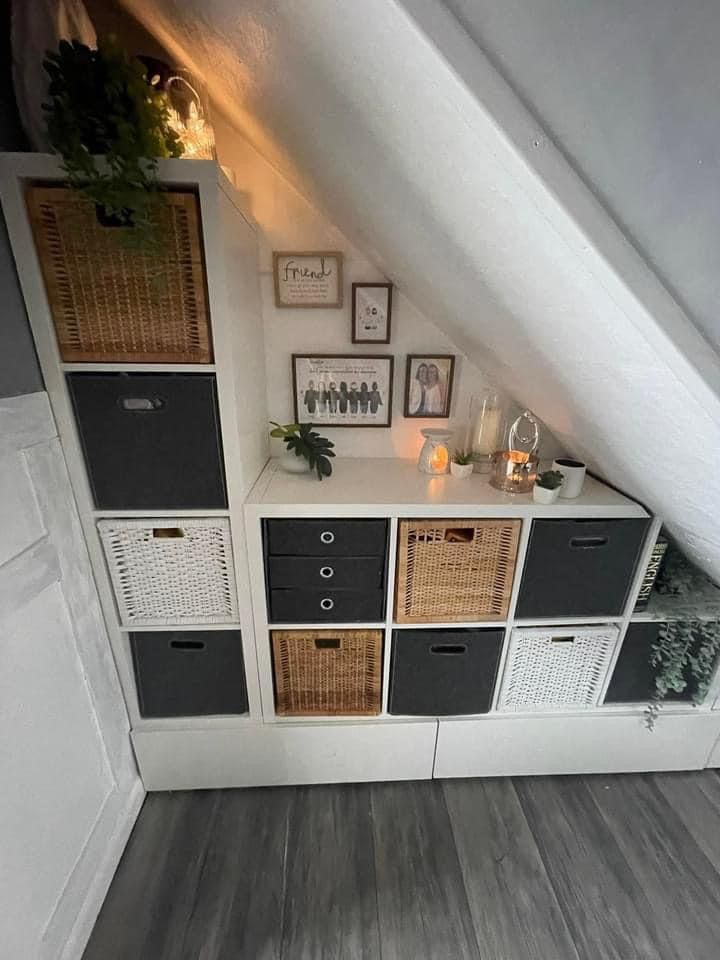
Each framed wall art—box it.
[404,354,455,418]
[292,354,394,427]
[273,251,343,308]
[351,282,392,343]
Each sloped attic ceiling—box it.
[119,0,720,580]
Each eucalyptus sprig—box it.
[270,422,335,481]
[644,541,720,729]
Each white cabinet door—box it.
[0,393,142,960]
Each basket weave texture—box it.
[26,185,212,363]
[97,518,237,626]
[395,518,520,623]
[497,625,619,711]
[272,629,382,716]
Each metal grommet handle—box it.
[320,566,334,579]
[320,530,335,544]
[320,597,335,611]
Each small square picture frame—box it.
[403,354,455,419]
[351,282,392,344]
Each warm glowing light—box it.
[430,446,449,473]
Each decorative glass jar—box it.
[490,410,540,493]
[467,391,505,473]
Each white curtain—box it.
[11,0,96,150]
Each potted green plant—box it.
[644,543,720,728]
[269,422,335,480]
[450,449,474,479]
[43,36,183,244]
[533,469,564,504]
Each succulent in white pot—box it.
[533,469,564,504]
[450,449,474,479]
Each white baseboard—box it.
[55,781,144,960]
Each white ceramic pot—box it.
[552,458,587,499]
[279,450,309,474]
[450,461,474,479]
[533,484,560,504]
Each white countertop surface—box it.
[246,458,648,519]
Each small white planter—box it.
[533,484,560,504]
[450,461,474,479]
[279,451,309,475]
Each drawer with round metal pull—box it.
[269,588,386,624]
[267,556,385,591]
[264,519,388,557]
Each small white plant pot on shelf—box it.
[450,461,474,479]
[280,451,309,475]
[533,484,560,505]
[552,458,587,499]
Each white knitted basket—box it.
[497,625,619,711]
[98,518,238,626]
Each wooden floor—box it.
[84,771,720,960]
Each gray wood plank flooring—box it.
[83,771,720,960]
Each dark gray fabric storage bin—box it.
[67,372,227,509]
[604,621,698,704]
[389,628,504,716]
[131,629,247,717]
[515,518,650,618]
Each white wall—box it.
[444,0,720,354]
[215,119,556,461]
[0,393,142,960]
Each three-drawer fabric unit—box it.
[264,519,388,624]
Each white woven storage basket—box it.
[497,625,619,711]
[97,518,238,626]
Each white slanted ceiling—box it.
[120,0,720,580]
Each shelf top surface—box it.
[246,458,649,518]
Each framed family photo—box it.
[351,282,392,343]
[292,354,394,428]
[404,354,455,418]
[273,251,343,308]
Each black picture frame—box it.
[403,354,455,418]
[351,282,393,344]
[292,354,394,428]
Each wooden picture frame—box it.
[273,251,343,308]
[292,354,394,428]
[351,282,393,343]
[403,354,455,419]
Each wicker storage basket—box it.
[26,185,212,363]
[271,629,383,716]
[97,518,237,626]
[395,519,520,623]
[497,625,619,711]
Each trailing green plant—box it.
[43,36,183,247]
[644,542,720,728]
[535,469,564,490]
[451,449,473,466]
[270,422,335,480]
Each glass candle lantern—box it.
[490,409,540,493]
[467,391,505,473]
[418,428,452,475]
